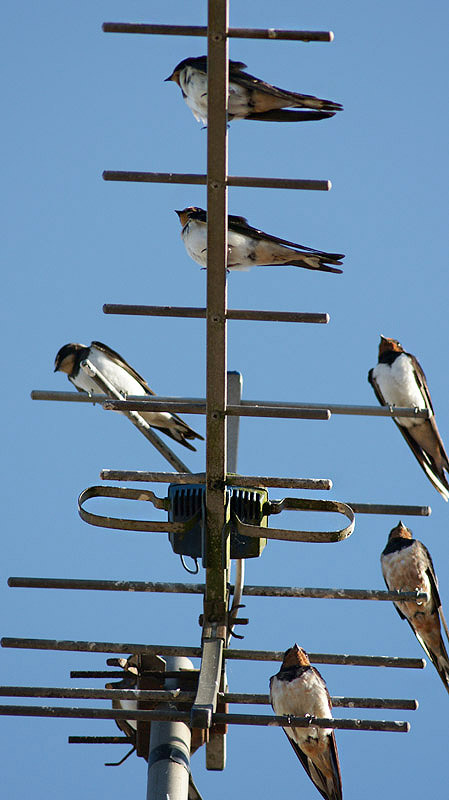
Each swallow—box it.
[381,521,449,694]
[54,341,204,451]
[175,207,344,274]
[105,657,204,797]
[270,644,342,800]
[106,655,146,745]
[368,335,449,500]
[106,672,138,764]
[165,56,342,125]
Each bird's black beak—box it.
[164,75,173,82]
[174,209,182,217]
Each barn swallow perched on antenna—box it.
[105,664,139,766]
[54,341,204,451]
[270,645,342,800]
[381,521,449,694]
[165,56,342,125]
[105,658,205,796]
[175,207,344,274]
[368,336,449,500]
[106,656,204,797]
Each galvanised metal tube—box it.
[102,399,331,420]
[0,705,409,732]
[146,657,192,800]
[31,388,430,420]
[1,639,426,668]
[99,470,333,490]
[102,23,333,41]
[202,0,229,630]
[7,577,428,603]
[0,686,418,711]
[102,171,331,190]
[69,736,131,744]
[102,305,329,322]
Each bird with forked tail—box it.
[381,521,449,694]
[165,56,342,125]
[368,335,449,500]
[175,207,344,275]
[270,644,342,800]
[54,341,203,451]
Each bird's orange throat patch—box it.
[56,353,76,375]
[168,70,180,86]
[378,336,404,358]
[389,521,413,541]
[282,644,310,669]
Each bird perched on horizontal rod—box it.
[54,341,203,451]
[270,644,342,800]
[368,335,449,500]
[175,207,344,274]
[105,656,205,795]
[165,56,342,125]
[381,521,449,694]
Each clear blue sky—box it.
[3,2,449,798]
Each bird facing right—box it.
[270,644,342,800]
[381,521,449,694]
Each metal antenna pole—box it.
[226,372,242,474]
[146,656,193,800]
[226,373,245,643]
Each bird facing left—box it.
[54,341,204,450]
[165,56,343,126]
[175,207,344,274]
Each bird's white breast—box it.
[87,348,174,428]
[183,219,258,271]
[372,354,427,428]
[272,671,331,718]
[382,543,433,613]
[179,69,252,123]
[182,220,208,266]
[271,669,333,743]
[71,347,175,429]
[86,347,147,397]
[70,370,101,395]
[180,68,208,124]
[226,228,255,270]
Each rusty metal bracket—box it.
[78,485,198,533]
[232,497,355,543]
[78,487,355,543]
